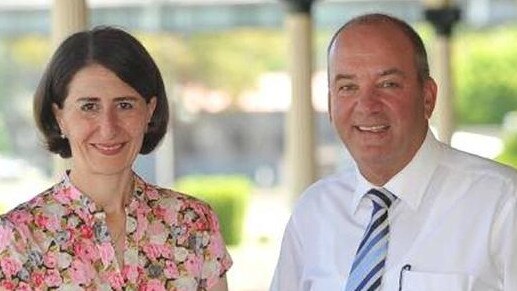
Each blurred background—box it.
[1,0,517,290]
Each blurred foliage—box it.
[0,117,10,153]
[138,29,287,107]
[454,26,517,125]
[0,35,49,155]
[187,29,286,100]
[137,33,195,84]
[496,132,517,168]
[175,175,252,246]
[8,35,51,68]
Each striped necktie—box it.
[345,188,397,291]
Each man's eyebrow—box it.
[333,73,356,83]
[379,68,406,77]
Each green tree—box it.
[454,26,517,125]
[187,29,286,104]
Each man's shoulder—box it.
[293,169,356,212]
[442,144,517,185]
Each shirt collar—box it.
[351,129,443,212]
[57,170,146,213]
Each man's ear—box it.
[328,91,333,122]
[423,78,437,120]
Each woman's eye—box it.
[118,102,134,110]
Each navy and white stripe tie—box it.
[345,188,397,291]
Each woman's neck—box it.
[68,169,134,214]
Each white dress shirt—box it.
[270,131,517,291]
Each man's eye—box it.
[80,103,97,111]
[338,84,358,92]
[379,81,400,88]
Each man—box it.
[271,13,517,291]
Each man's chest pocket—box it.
[400,271,499,291]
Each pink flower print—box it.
[73,240,98,262]
[65,185,82,201]
[189,202,210,219]
[146,187,160,200]
[0,225,13,251]
[136,202,152,216]
[159,244,172,259]
[106,271,124,290]
[43,253,58,268]
[209,233,224,256]
[49,215,61,232]
[152,206,166,220]
[135,214,149,240]
[54,188,72,205]
[79,225,94,239]
[75,208,93,225]
[200,206,221,231]
[7,210,31,224]
[184,254,202,276]
[148,221,165,236]
[1,280,15,290]
[98,242,115,266]
[162,207,178,225]
[31,271,45,287]
[0,257,22,279]
[194,215,210,231]
[164,261,179,279]
[34,213,50,229]
[70,259,95,286]
[16,282,31,291]
[140,279,166,291]
[44,269,63,287]
[122,265,140,283]
[143,243,162,260]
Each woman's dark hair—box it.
[34,26,169,158]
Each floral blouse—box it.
[0,172,232,290]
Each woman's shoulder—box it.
[138,184,221,234]
[140,182,216,216]
[1,185,56,223]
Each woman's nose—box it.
[98,109,118,139]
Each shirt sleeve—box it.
[0,217,29,290]
[201,205,233,289]
[503,196,517,290]
[490,193,517,290]
[270,216,304,291]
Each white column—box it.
[155,85,176,187]
[51,0,88,176]
[285,13,316,200]
[424,0,458,145]
[52,0,88,47]
[433,36,455,144]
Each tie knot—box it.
[366,188,397,209]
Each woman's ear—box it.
[52,103,65,135]
[147,96,157,123]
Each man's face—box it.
[328,23,436,185]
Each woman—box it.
[0,27,231,290]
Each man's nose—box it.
[356,86,382,113]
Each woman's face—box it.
[53,64,156,178]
